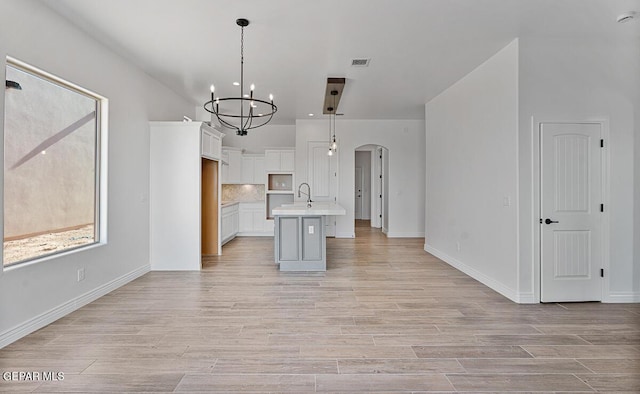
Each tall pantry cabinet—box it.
[149,121,224,270]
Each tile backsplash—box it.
[222,184,265,202]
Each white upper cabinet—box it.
[200,124,223,160]
[241,155,265,184]
[225,149,243,184]
[281,151,294,171]
[265,149,295,172]
[254,156,266,184]
[265,150,280,170]
[222,149,265,184]
[241,156,253,184]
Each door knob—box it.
[544,218,559,224]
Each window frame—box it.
[3,56,108,269]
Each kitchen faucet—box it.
[297,182,312,207]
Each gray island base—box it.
[275,215,326,271]
[272,202,346,272]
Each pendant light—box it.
[327,89,338,155]
[327,102,334,156]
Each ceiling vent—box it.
[351,58,371,67]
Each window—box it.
[3,58,105,267]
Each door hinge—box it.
[600,203,604,212]
[379,175,382,179]
[539,218,543,224]
[379,214,382,218]
[380,194,382,198]
[600,268,604,278]
[600,139,604,148]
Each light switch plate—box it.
[308,225,314,234]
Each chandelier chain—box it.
[240,25,244,127]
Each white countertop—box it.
[272,202,346,216]
[221,200,264,208]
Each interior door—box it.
[201,159,219,256]
[355,166,363,220]
[381,147,389,233]
[307,141,338,236]
[540,123,602,302]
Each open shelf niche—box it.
[266,173,294,219]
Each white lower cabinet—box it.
[238,202,271,236]
[221,203,239,245]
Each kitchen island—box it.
[272,202,346,271]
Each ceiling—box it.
[42,0,640,124]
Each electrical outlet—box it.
[77,268,85,282]
[503,196,511,207]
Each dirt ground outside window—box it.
[3,224,95,266]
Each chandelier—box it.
[204,18,277,136]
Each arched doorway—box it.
[354,144,389,234]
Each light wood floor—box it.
[1,220,639,392]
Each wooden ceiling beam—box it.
[322,77,345,115]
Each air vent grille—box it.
[351,58,370,67]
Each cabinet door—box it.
[280,151,295,171]
[254,157,265,184]
[265,150,280,171]
[221,213,230,241]
[239,210,252,232]
[210,133,221,160]
[265,219,274,234]
[221,151,229,183]
[227,151,242,183]
[251,210,265,232]
[201,130,213,158]
[241,156,254,184]
[232,211,239,234]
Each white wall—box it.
[296,119,425,238]
[425,39,520,301]
[0,0,194,346]
[220,124,295,153]
[518,36,639,302]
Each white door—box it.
[307,141,338,236]
[355,167,363,220]
[381,147,389,233]
[540,123,602,302]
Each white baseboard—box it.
[386,232,425,238]
[0,264,150,349]
[514,292,537,304]
[335,232,355,238]
[236,232,273,237]
[604,292,640,303]
[382,227,388,234]
[424,244,522,304]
